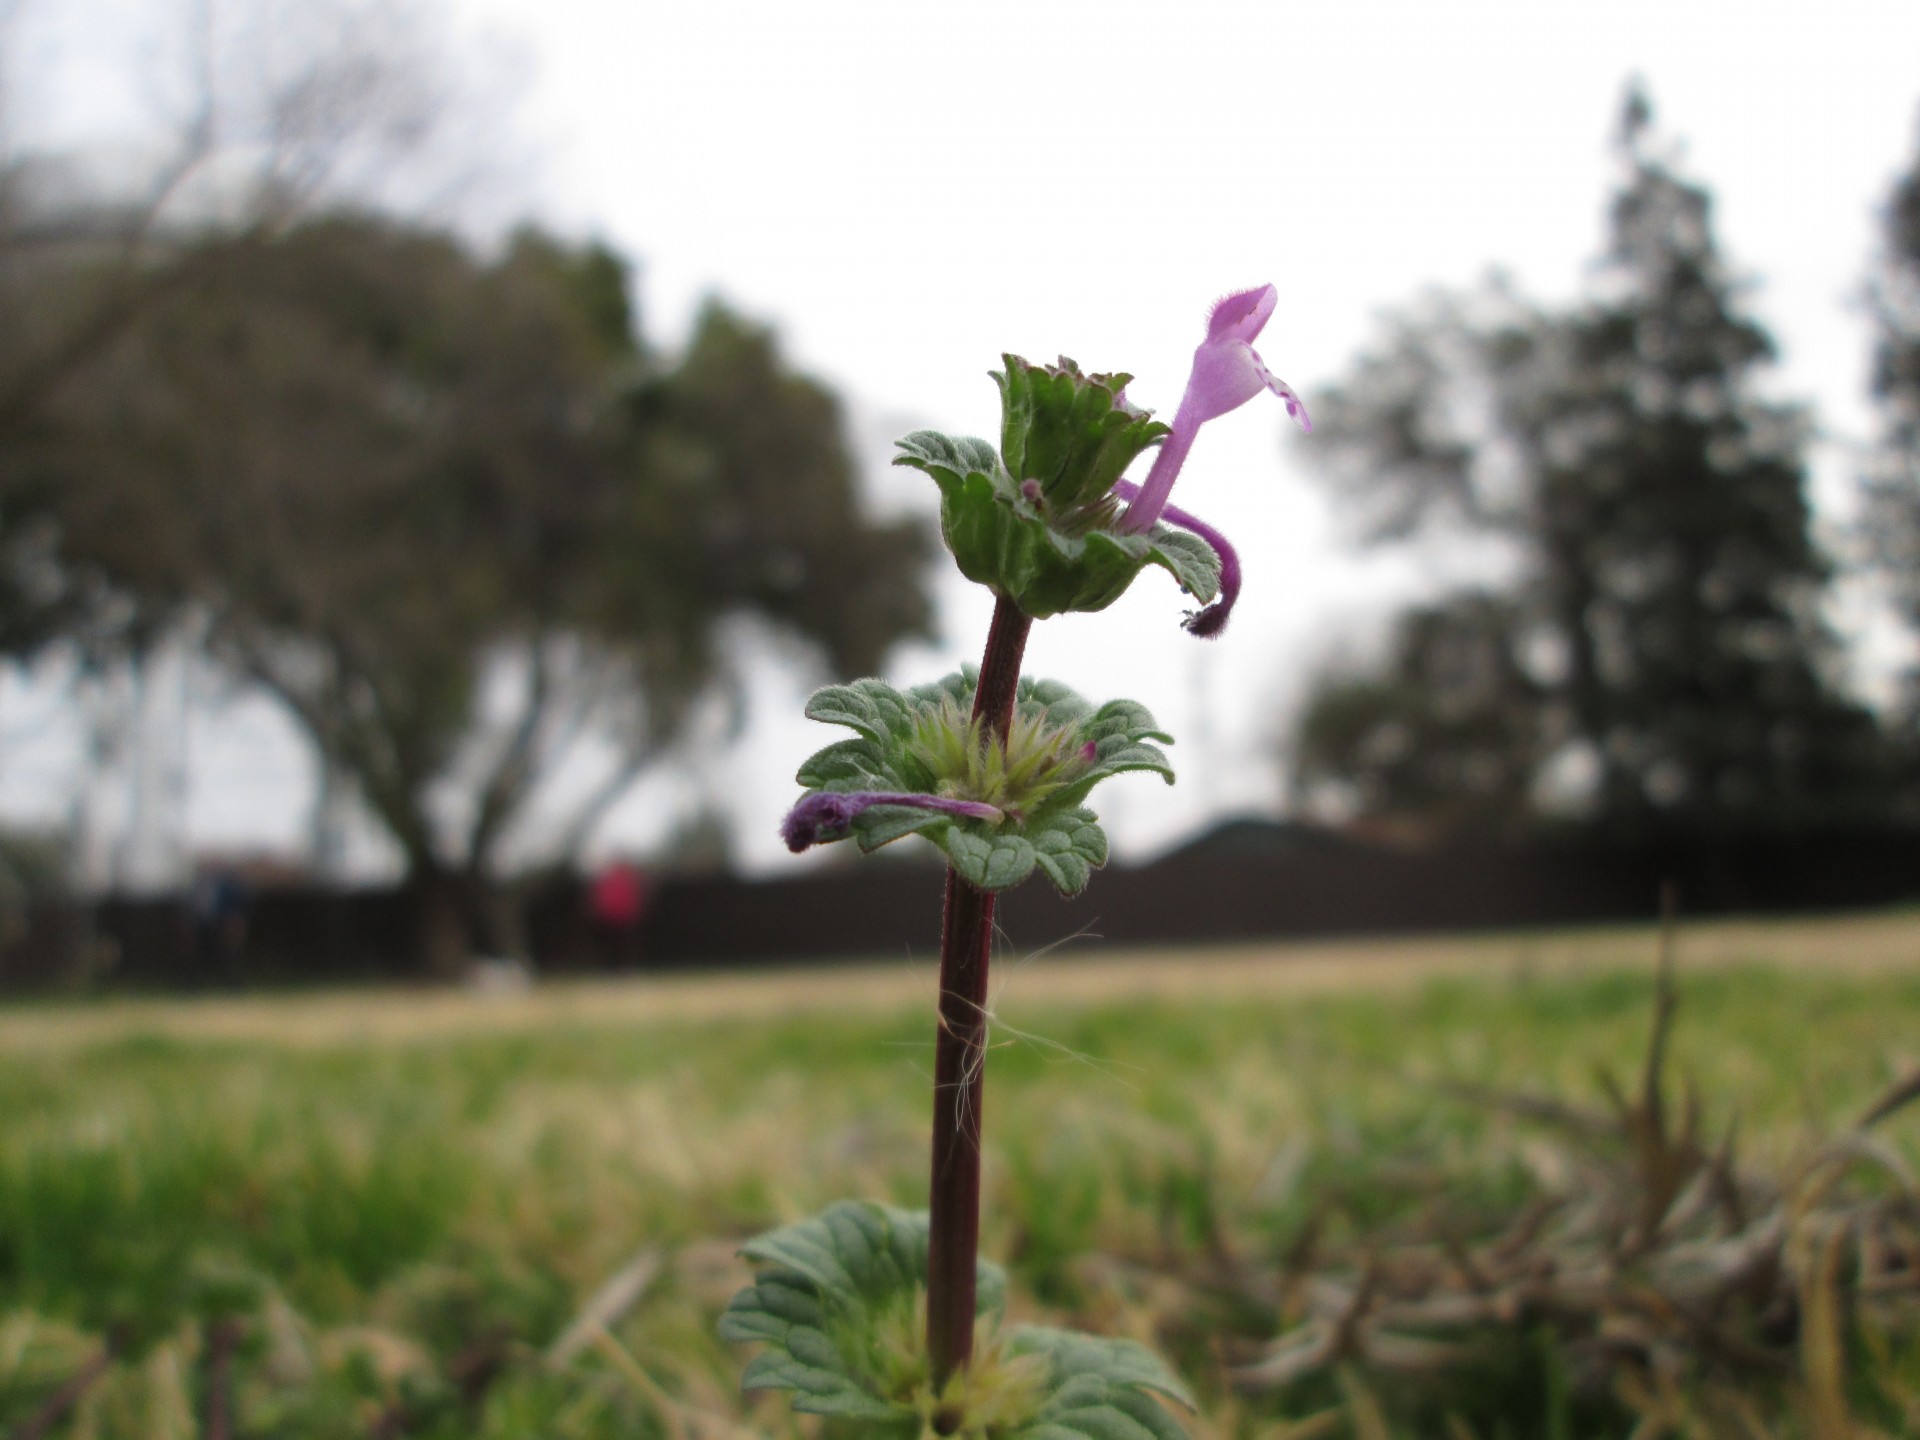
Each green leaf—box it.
[1083,698,1175,747]
[893,429,1004,490]
[718,1203,1007,1427]
[738,1202,922,1302]
[941,828,1039,891]
[784,672,1174,896]
[805,679,923,748]
[1025,676,1094,727]
[1143,526,1222,603]
[894,429,1219,622]
[1003,1327,1195,1440]
[795,737,891,789]
[720,1206,1194,1440]
[1027,809,1107,898]
[854,805,949,851]
[993,356,1169,513]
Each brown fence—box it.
[3,825,1918,991]
[630,827,1920,965]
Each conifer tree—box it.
[1299,91,1886,841]
[1866,114,1920,704]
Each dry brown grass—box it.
[1,906,1914,1052]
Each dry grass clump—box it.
[1151,912,1920,1438]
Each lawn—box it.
[2,910,1918,1438]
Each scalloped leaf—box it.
[805,680,924,747]
[1024,676,1094,727]
[719,1203,1006,1427]
[893,428,1004,489]
[994,355,1170,512]
[739,1203,924,1301]
[1004,1327,1195,1440]
[1144,526,1222,601]
[720,1207,1193,1440]
[941,828,1038,892]
[1083,699,1175,746]
[787,673,1172,896]
[795,737,892,789]
[853,804,949,852]
[1028,808,1106,898]
[895,429,1220,622]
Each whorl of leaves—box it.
[718,1202,1194,1440]
[791,670,1174,896]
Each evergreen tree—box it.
[1298,92,1887,842]
[1865,114,1920,702]
[1293,593,1546,838]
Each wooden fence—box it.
[3,825,1917,991]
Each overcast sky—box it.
[5,0,1920,880]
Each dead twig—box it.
[7,1337,119,1440]
[547,1249,662,1367]
[1857,1066,1920,1133]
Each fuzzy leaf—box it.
[1144,526,1222,602]
[785,673,1172,896]
[1083,699,1175,746]
[853,804,949,852]
[804,680,923,748]
[942,828,1038,891]
[719,1203,1006,1427]
[795,738,891,789]
[892,429,1004,490]
[1078,742,1174,790]
[993,356,1169,513]
[1004,1327,1195,1440]
[894,430,1219,620]
[1025,676,1094,728]
[1028,808,1107,898]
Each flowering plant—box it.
[722,288,1305,1439]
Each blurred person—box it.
[191,864,252,986]
[587,858,650,967]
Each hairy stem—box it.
[926,592,1031,1390]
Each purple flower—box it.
[781,790,1005,853]
[1111,480,1240,638]
[1118,284,1310,534]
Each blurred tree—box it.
[1865,113,1920,707]
[0,0,515,658]
[38,217,932,968]
[1297,91,1888,844]
[653,806,736,877]
[1293,594,1547,839]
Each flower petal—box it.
[1206,284,1278,345]
[1252,352,1312,432]
[1182,338,1273,427]
[1118,284,1305,531]
[781,790,1004,852]
[1112,480,1241,637]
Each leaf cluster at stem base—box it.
[718,1202,1194,1440]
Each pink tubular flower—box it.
[1118,284,1310,534]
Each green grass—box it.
[2,920,1918,1436]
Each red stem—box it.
[926,593,1031,1391]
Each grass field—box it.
[3,910,1919,1437]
